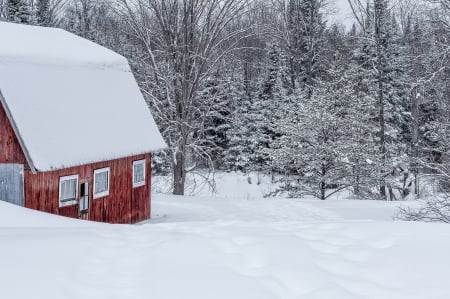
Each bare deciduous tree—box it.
[116,0,250,194]
[0,0,6,19]
[398,195,450,223]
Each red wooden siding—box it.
[24,154,152,224]
[0,102,27,165]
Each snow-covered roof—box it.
[0,21,166,172]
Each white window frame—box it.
[93,167,110,199]
[132,159,146,188]
[58,174,79,207]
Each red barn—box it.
[0,22,165,223]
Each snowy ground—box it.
[1,172,450,299]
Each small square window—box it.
[59,174,78,207]
[93,167,110,199]
[132,160,146,188]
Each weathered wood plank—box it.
[0,164,24,206]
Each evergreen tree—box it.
[296,0,327,96]
[283,0,327,94]
[225,76,254,172]
[345,41,381,197]
[36,0,50,26]
[197,76,233,169]
[348,0,409,199]
[271,34,356,200]
[251,43,286,171]
[6,0,30,24]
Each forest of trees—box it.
[0,0,449,201]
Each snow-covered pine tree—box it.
[271,33,355,200]
[284,0,303,90]
[282,0,327,94]
[224,75,254,172]
[416,2,450,191]
[400,16,429,197]
[349,0,409,199]
[344,41,380,197]
[295,0,327,96]
[251,43,286,172]
[196,75,233,170]
[36,0,50,26]
[6,0,30,23]
[382,11,411,199]
[63,0,100,40]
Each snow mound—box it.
[0,200,92,227]
[0,189,449,298]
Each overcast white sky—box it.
[328,0,355,28]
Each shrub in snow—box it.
[397,196,450,223]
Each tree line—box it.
[1,0,449,200]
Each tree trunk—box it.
[353,161,360,196]
[289,56,295,92]
[388,184,396,201]
[320,163,326,200]
[173,83,187,195]
[173,150,185,195]
[375,0,387,200]
[378,79,387,200]
[411,86,420,197]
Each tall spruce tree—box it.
[6,0,30,23]
[281,0,327,94]
[36,0,50,26]
[345,29,381,197]
[271,29,357,200]
[225,75,253,172]
[197,76,233,169]
[251,43,286,171]
[351,0,409,199]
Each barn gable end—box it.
[0,93,28,167]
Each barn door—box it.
[79,181,89,219]
[0,164,24,206]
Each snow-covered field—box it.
[1,172,450,299]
